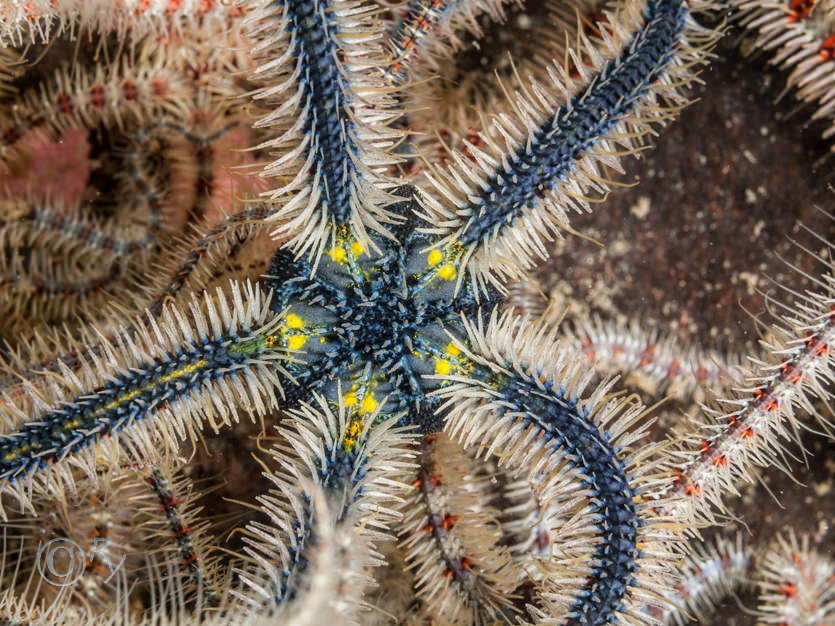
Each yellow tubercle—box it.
[343,391,358,408]
[438,264,456,281]
[435,359,451,376]
[445,342,461,357]
[287,335,307,350]
[427,249,443,267]
[360,392,377,415]
[351,241,364,256]
[286,313,304,329]
[329,246,347,263]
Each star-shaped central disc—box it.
[266,192,492,430]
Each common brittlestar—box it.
[0,1,748,625]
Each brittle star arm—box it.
[415,0,716,292]
[0,280,294,516]
[245,0,406,263]
[427,311,687,624]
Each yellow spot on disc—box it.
[330,247,346,263]
[343,392,358,408]
[427,249,443,267]
[446,342,461,357]
[438,264,456,281]
[351,241,363,256]
[286,313,304,329]
[287,335,307,350]
[435,359,451,375]
[360,393,377,415]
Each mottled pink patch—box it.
[2,128,91,208]
[203,127,270,225]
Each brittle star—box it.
[0,0,715,624]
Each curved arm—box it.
[431,310,687,624]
